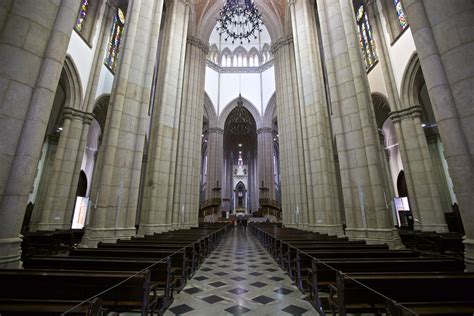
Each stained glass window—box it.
[105,8,126,72]
[75,0,90,33]
[356,5,378,71]
[393,0,408,30]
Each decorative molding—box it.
[257,127,273,135]
[206,59,274,74]
[63,107,94,123]
[389,105,423,123]
[187,36,209,54]
[208,127,224,135]
[271,35,293,54]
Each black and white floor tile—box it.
[165,227,316,316]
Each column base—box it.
[36,222,71,231]
[345,227,403,249]
[413,223,449,233]
[138,224,172,236]
[464,238,474,272]
[309,224,345,237]
[81,227,137,248]
[0,237,23,268]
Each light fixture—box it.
[216,0,264,44]
[238,144,242,147]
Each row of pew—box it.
[250,223,474,315]
[21,229,85,259]
[0,223,230,315]
[398,229,464,257]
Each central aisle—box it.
[165,227,316,315]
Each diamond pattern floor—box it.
[164,227,316,315]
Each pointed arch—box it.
[93,94,110,133]
[263,93,277,128]
[400,53,424,108]
[218,97,262,130]
[204,93,218,128]
[372,93,391,129]
[62,55,83,111]
[196,0,284,42]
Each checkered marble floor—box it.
[165,227,316,316]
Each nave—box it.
[166,227,315,316]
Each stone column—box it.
[0,0,80,268]
[205,128,224,201]
[288,0,343,235]
[402,0,474,268]
[391,106,448,232]
[317,0,401,247]
[65,0,116,216]
[139,0,190,235]
[257,127,275,202]
[82,0,164,246]
[272,35,309,229]
[38,108,94,230]
[172,36,208,229]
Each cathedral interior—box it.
[0,0,473,315]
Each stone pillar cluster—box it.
[205,128,224,200]
[38,108,94,230]
[272,35,309,228]
[0,0,81,267]
[172,35,209,229]
[390,106,447,232]
[316,0,400,247]
[139,0,191,235]
[257,127,275,201]
[287,0,343,235]
[83,0,165,246]
[402,0,474,269]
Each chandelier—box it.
[228,95,254,136]
[217,0,264,44]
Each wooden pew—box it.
[307,257,465,313]
[69,248,189,291]
[330,271,474,315]
[98,242,198,276]
[22,256,176,313]
[0,269,157,315]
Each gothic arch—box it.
[372,93,392,129]
[93,94,110,133]
[204,93,218,128]
[196,0,284,42]
[263,93,277,128]
[62,55,83,111]
[218,97,262,130]
[400,53,424,108]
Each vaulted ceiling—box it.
[188,0,286,42]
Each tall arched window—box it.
[393,0,408,30]
[356,4,378,71]
[75,0,99,44]
[75,0,90,32]
[105,7,126,72]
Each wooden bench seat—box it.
[330,272,474,315]
[0,269,156,315]
[22,256,175,313]
[69,248,189,290]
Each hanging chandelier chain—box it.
[217,0,264,45]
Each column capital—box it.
[187,36,209,54]
[389,105,423,123]
[208,128,224,135]
[63,107,94,123]
[271,35,293,54]
[257,127,273,135]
